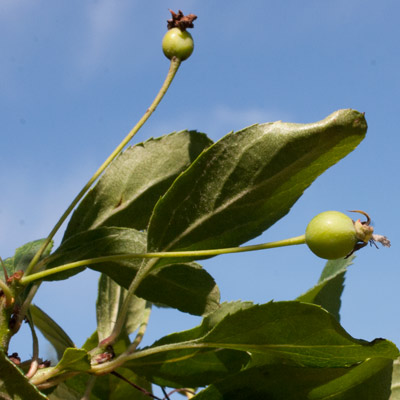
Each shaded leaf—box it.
[96,274,148,342]
[308,357,393,400]
[297,255,355,321]
[125,301,397,388]
[192,357,393,400]
[136,263,220,316]
[124,302,253,387]
[150,301,254,346]
[63,130,213,241]
[0,349,47,400]
[91,368,153,400]
[45,227,220,315]
[147,110,367,267]
[30,304,75,360]
[48,369,152,400]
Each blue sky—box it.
[1,0,399,372]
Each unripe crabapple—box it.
[162,27,194,61]
[305,211,358,260]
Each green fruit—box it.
[162,28,194,61]
[305,211,357,259]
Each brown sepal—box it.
[167,10,197,31]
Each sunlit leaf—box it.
[147,110,367,267]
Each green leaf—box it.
[124,302,253,387]
[0,239,53,280]
[202,302,397,366]
[125,302,398,388]
[147,109,367,267]
[29,304,75,360]
[53,348,90,373]
[192,357,393,400]
[0,349,47,400]
[150,301,254,346]
[63,130,213,241]
[45,227,220,315]
[307,357,393,400]
[96,274,148,342]
[297,254,355,321]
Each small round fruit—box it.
[162,28,194,61]
[305,211,358,260]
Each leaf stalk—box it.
[20,235,306,286]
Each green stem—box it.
[24,57,182,278]
[20,235,306,286]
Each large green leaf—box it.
[29,304,75,360]
[147,109,367,267]
[125,301,397,388]
[192,357,393,400]
[0,349,47,400]
[63,130,213,241]
[45,227,220,315]
[297,255,355,321]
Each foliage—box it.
[0,11,396,400]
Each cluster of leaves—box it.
[1,109,399,399]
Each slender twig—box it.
[161,387,170,400]
[24,57,182,278]
[20,235,307,286]
[111,371,162,400]
[80,376,97,400]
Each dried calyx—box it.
[167,10,197,31]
